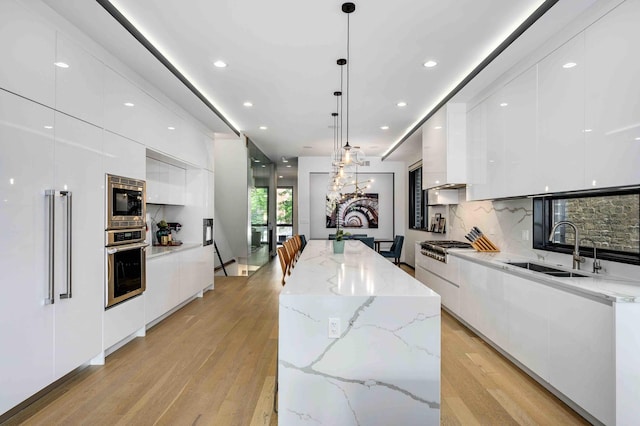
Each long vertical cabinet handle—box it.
[59,191,72,299]
[45,190,56,305]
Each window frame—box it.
[533,188,640,266]
[409,166,428,230]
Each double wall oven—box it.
[105,174,147,308]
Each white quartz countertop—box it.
[449,250,640,303]
[147,242,201,259]
[282,240,437,297]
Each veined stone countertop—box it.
[279,239,441,425]
[282,239,438,297]
[449,250,640,303]
[147,242,201,259]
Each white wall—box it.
[298,156,407,261]
[214,137,249,260]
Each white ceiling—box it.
[41,0,594,169]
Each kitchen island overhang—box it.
[279,239,441,425]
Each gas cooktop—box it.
[421,240,473,250]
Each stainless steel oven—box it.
[106,174,146,229]
[106,228,148,308]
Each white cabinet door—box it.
[466,102,488,201]
[502,67,538,197]
[504,274,550,381]
[0,90,55,414]
[548,289,614,425]
[55,34,104,127]
[0,0,55,107]
[538,33,586,194]
[584,0,640,189]
[422,107,446,189]
[205,170,215,219]
[169,164,186,205]
[52,112,103,379]
[146,157,160,204]
[145,255,181,324]
[415,265,459,315]
[103,130,146,181]
[485,92,506,199]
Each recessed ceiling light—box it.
[286,165,292,168]
[167,126,175,130]
[592,180,597,186]
[124,102,135,107]
[44,125,53,129]
[243,101,253,107]
[254,159,260,163]
[583,128,593,133]
[380,126,389,130]
[423,60,438,68]
[499,102,508,107]
[562,62,577,69]
[282,157,288,163]
[259,126,268,130]
[434,126,442,130]
[54,62,69,68]
[635,137,640,141]
[396,102,407,107]
[261,165,266,168]
[213,60,227,68]
[279,176,283,178]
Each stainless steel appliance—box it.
[420,240,473,263]
[106,174,146,229]
[203,218,213,246]
[105,228,148,308]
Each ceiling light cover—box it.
[259,126,268,130]
[397,101,407,107]
[423,60,438,68]
[380,126,389,130]
[124,102,135,107]
[243,101,253,107]
[167,126,175,130]
[213,60,227,68]
[499,102,508,107]
[562,62,577,68]
[54,62,69,68]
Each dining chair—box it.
[358,237,375,249]
[300,234,307,251]
[277,246,289,285]
[380,235,404,264]
[328,233,336,240]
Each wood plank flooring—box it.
[3,259,588,425]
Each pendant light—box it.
[342,2,355,165]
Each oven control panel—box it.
[106,228,145,246]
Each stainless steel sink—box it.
[505,262,587,278]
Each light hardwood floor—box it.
[4,258,587,425]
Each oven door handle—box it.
[107,242,149,254]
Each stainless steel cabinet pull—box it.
[59,191,72,299]
[45,190,56,305]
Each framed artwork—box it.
[326,193,379,229]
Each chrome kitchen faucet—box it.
[548,220,585,270]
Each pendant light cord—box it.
[346,12,350,146]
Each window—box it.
[277,187,293,244]
[409,166,428,229]
[533,189,640,265]
[250,186,269,245]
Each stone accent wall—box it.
[555,195,639,253]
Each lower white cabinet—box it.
[547,288,614,425]
[415,265,460,316]
[145,247,214,325]
[455,256,614,425]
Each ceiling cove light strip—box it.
[95,0,240,136]
[381,0,559,160]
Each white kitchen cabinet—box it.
[52,112,103,379]
[103,130,146,181]
[459,259,512,355]
[145,254,181,324]
[0,90,103,414]
[537,33,586,194]
[205,170,215,219]
[103,67,147,145]
[584,0,640,189]
[180,246,214,301]
[169,163,186,205]
[502,67,538,197]
[422,103,466,189]
[0,0,55,107]
[0,89,56,415]
[465,102,488,200]
[416,265,459,315]
[145,157,160,203]
[547,289,614,425]
[55,34,104,127]
[504,274,550,381]
[145,157,186,205]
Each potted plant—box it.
[333,228,350,254]
[156,220,170,245]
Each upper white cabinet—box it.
[584,0,640,189]
[146,157,186,205]
[103,130,146,181]
[422,103,466,189]
[0,0,55,107]
[502,67,538,197]
[538,33,586,194]
[55,34,104,127]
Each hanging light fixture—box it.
[341,3,355,165]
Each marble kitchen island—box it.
[278,240,441,425]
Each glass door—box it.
[248,186,270,273]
